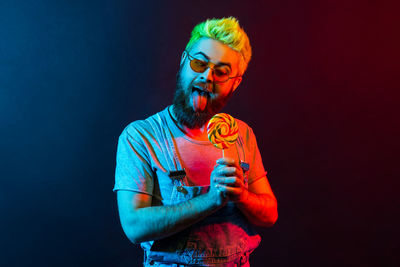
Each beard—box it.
[172,68,232,129]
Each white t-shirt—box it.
[114,105,267,198]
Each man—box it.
[114,17,278,266]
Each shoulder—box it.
[235,118,256,140]
[120,107,170,141]
[236,118,251,130]
[123,120,150,138]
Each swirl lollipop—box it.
[207,113,238,157]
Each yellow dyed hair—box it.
[185,17,252,75]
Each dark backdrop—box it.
[1,0,399,266]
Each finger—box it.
[213,162,229,170]
[214,177,237,185]
[223,186,242,195]
[214,177,244,187]
[215,185,243,197]
[220,166,244,179]
[218,166,238,176]
[216,157,238,167]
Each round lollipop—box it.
[207,113,238,157]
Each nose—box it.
[199,67,214,83]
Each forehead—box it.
[189,38,241,67]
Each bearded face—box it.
[172,68,232,129]
[171,39,243,129]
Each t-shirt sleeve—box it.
[113,125,154,196]
[246,126,268,185]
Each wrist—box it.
[206,186,226,208]
[237,188,250,204]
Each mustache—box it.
[192,82,212,94]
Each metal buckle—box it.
[240,161,249,172]
[168,169,186,180]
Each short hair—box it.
[185,17,252,75]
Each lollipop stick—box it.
[222,149,225,158]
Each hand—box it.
[208,163,227,207]
[210,157,248,203]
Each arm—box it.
[117,177,226,244]
[212,158,278,227]
[236,177,278,227]
[115,127,227,244]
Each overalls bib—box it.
[142,112,261,266]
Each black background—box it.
[1,0,399,266]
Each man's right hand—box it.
[210,157,247,203]
[209,165,227,206]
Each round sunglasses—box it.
[185,51,242,83]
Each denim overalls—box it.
[142,112,261,266]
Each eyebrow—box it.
[193,52,232,69]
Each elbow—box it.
[265,210,278,227]
[254,212,277,227]
[266,197,278,227]
[124,226,146,245]
[256,204,278,227]
[266,202,278,227]
[125,231,140,245]
[121,217,147,244]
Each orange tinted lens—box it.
[190,58,207,72]
[213,68,229,81]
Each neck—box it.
[170,105,209,141]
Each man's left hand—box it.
[212,157,249,203]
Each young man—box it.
[114,17,278,266]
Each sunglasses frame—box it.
[185,50,242,83]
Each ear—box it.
[231,77,242,93]
[180,51,187,67]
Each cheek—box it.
[180,67,196,88]
[213,83,234,98]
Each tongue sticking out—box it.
[192,90,207,112]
